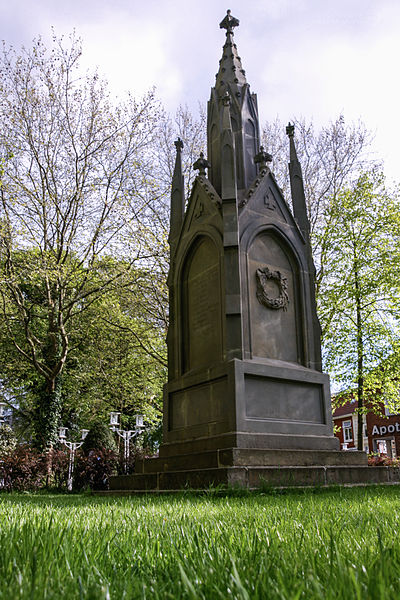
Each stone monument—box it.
[109,11,394,491]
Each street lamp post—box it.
[109,413,145,474]
[0,402,6,426]
[59,427,89,491]
[0,403,5,490]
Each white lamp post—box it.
[58,427,88,491]
[109,412,146,473]
[0,403,5,426]
[109,412,121,432]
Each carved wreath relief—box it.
[256,266,289,311]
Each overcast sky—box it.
[2,0,399,183]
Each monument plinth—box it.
[108,11,383,491]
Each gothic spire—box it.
[215,10,247,95]
[169,138,185,254]
[286,123,310,241]
[207,10,260,197]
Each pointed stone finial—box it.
[286,122,295,138]
[219,9,239,34]
[193,152,210,177]
[254,146,273,170]
[174,137,184,151]
[169,138,185,253]
[286,122,310,240]
[286,123,298,162]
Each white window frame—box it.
[376,439,388,455]
[342,419,353,443]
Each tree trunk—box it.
[31,308,65,450]
[32,376,62,450]
[355,264,364,451]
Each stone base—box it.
[106,447,400,492]
[158,432,340,457]
[163,359,338,452]
[136,447,367,472]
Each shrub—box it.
[74,448,118,490]
[116,444,148,475]
[48,448,70,490]
[0,444,118,492]
[82,421,117,454]
[0,445,46,491]
[368,454,400,467]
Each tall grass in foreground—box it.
[0,487,400,599]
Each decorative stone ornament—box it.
[286,122,295,137]
[256,266,289,311]
[219,9,239,32]
[174,137,184,151]
[254,146,273,170]
[222,91,230,106]
[193,152,210,177]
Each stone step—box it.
[220,448,368,467]
[158,432,340,458]
[135,447,367,474]
[110,473,158,491]
[108,464,400,492]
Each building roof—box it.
[332,398,357,418]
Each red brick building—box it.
[333,399,400,457]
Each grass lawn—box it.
[1,486,400,599]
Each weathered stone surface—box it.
[325,466,393,485]
[158,12,342,463]
[134,447,367,475]
[108,464,400,493]
[181,236,223,373]
[108,12,374,494]
[110,473,158,491]
[217,448,368,467]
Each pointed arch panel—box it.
[247,230,305,364]
[181,235,223,373]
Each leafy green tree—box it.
[317,171,400,448]
[0,255,167,443]
[0,35,159,448]
[61,272,166,428]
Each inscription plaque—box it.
[191,265,219,336]
[169,377,228,430]
[245,375,325,424]
[182,237,222,372]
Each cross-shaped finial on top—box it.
[286,122,295,138]
[174,137,184,151]
[219,9,240,33]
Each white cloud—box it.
[1,0,399,181]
